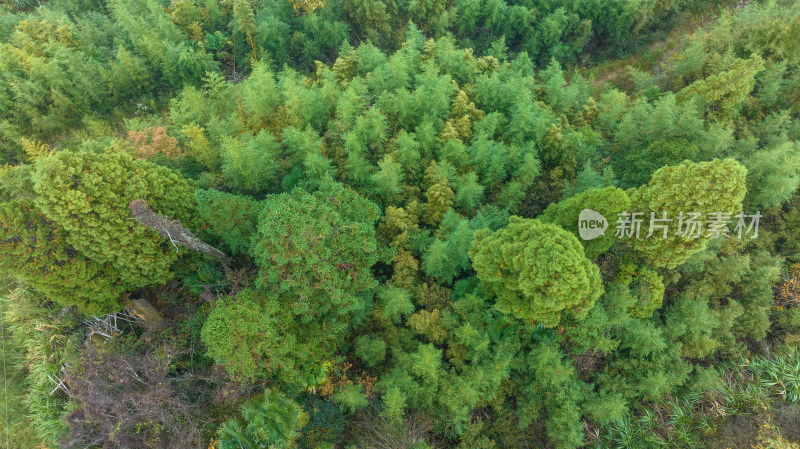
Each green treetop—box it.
[195,188,263,257]
[218,389,308,449]
[540,186,631,260]
[32,150,199,288]
[628,158,747,269]
[469,216,603,327]
[201,288,304,381]
[0,199,127,314]
[251,181,381,331]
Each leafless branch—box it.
[128,199,227,262]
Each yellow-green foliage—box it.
[677,56,765,119]
[469,217,603,327]
[32,150,199,288]
[181,124,219,169]
[201,289,289,380]
[629,159,747,269]
[614,263,665,319]
[0,199,127,313]
[540,186,631,260]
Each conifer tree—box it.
[562,159,604,199]
[540,186,631,260]
[744,141,800,209]
[677,56,765,119]
[221,131,282,194]
[232,0,258,62]
[354,334,387,367]
[0,199,127,314]
[422,210,475,284]
[453,171,484,213]
[201,289,296,380]
[613,263,665,319]
[375,285,415,324]
[181,124,219,170]
[521,341,585,449]
[628,159,747,268]
[32,150,199,288]
[370,154,404,203]
[615,138,699,188]
[423,161,455,226]
[469,217,603,327]
[252,181,380,336]
[196,188,263,256]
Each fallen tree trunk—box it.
[128,199,227,261]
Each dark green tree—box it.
[196,188,263,256]
[251,181,381,342]
[218,389,309,449]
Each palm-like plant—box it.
[219,389,309,449]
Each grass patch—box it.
[592,344,800,449]
[0,284,84,448]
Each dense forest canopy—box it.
[1,0,800,448]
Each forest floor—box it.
[585,3,729,92]
[704,403,800,448]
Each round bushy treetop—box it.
[32,150,199,288]
[628,158,747,269]
[252,182,381,325]
[0,199,127,314]
[201,289,300,381]
[540,186,631,260]
[201,286,342,384]
[469,216,603,327]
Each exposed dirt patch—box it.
[772,403,800,442]
[704,413,764,449]
[701,405,800,449]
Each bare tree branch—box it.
[128,199,227,262]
